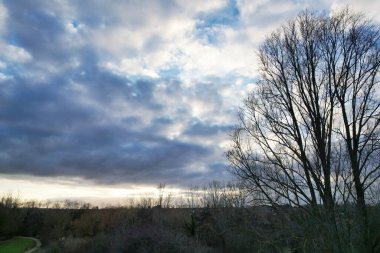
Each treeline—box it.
[0,189,272,253]
[1,185,379,252]
[0,182,255,252]
[0,181,247,210]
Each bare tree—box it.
[227,9,380,253]
[157,183,166,207]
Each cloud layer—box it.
[0,0,378,187]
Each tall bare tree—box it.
[227,9,380,253]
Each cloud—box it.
[0,39,233,186]
[184,121,233,137]
[0,71,214,185]
[331,0,380,22]
[0,1,7,35]
[0,0,378,189]
[3,1,67,61]
[0,43,32,63]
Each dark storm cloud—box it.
[3,1,68,62]
[0,0,236,186]
[0,65,212,184]
[0,79,87,124]
[0,122,210,184]
[0,59,210,185]
[0,77,211,184]
[70,58,161,110]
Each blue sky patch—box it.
[158,65,181,78]
[195,0,240,45]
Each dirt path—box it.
[19,237,41,253]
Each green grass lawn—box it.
[0,237,36,253]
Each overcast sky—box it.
[0,0,379,201]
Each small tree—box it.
[157,183,166,207]
[228,9,380,253]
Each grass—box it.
[0,237,36,253]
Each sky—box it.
[0,0,379,203]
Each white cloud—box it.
[104,59,159,78]
[177,34,258,81]
[86,0,330,84]
[85,1,258,82]
[0,72,12,81]
[331,0,380,22]
[89,10,195,76]
[176,0,227,15]
[0,43,32,63]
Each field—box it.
[0,237,36,253]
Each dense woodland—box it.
[1,183,379,253]
[0,188,297,253]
